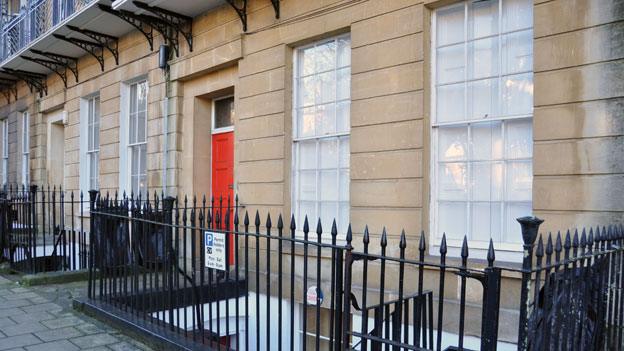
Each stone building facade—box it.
[0,0,622,345]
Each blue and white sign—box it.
[205,231,226,271]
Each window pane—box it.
[472,202,501,242]
[298,76,316,107]
[337,37,351,68]
[298,141,317,170]
[438,202,467,240]
[336,101,350,133]
[439,163,468,201]
[437,83,465,123]
[502,30,532,75]
[336,67,350,101]
[469,37,498,79]
[299,170,316,201]
[130,84,137,114]
[506,161,532,201]
[320,201,338,230]
[137,81,148,111]
[501,73,533,116]
[137,111,147,143]
[320,170,338,201]
[297,107,316,138]
[437,44,465,84]
[319,138,338,169]
[504,202,531,243]
[315,40,336,73]
[298,201,315,230]
[339,137,349,168]
[339,169,349,201]
[502,0,532,32]
[317,103,336,136]
[472,121,503,160]
[437,4,464,46]
[468,78,499,119]
[317,71,336,105]
[439,126,468,161]
[131,146,139,176]
[129,113,137,144]
[472,162,503,201]
[505,118,532,159]
[214,96,234,129]
[339,202,349,234]
[298,46,316,77]
[469,0,498,39]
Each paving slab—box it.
[0,274,153,351]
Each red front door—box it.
[211,131,234,263]
[211,131,234,204]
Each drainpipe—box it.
[159,45,170,196]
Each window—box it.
[21,111,29,186]
[432,0,533,248]
[128,80,148,196]
[213,96,234,131]
[2,119,8,185]
[87,96,100,190]
[292,34,351,234]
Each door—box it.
[211,95,235,263]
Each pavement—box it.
[0,274,153,351]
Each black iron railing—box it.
[0,184,89,273]
[79,189,624,350]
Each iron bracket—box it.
[1,69,47,97]
[0,79,17,103]
[271,0,280,19]
[67,25,119,66]
[21,55,70,87]
[133,1,193,54]
[30,49,79,83]
[99,4,154,51]
[225,0,248,32]
[53,34,105,71]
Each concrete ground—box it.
[0,274,153,351]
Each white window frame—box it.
[119,77,148,196]
[430,0,533,258]
[21,111,29,187]
[291,33,351,237]
[212,95,235,134]
[2,119,8,186]
[80,94,100,194]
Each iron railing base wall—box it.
[73,297,210,351]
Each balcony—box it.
[1,0,95,64]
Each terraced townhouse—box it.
[0,0,622,349]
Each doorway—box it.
[47,110,65,187]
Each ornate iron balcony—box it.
[0,0,94,64]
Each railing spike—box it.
[363,225,369,244]
[290,214,296,230]
[303,215,309,233]
[440,233,447,255]
[573,229,579,248]
[346,224,353,246]
[277,214,283,231]
[266,213,272,229]
[255,210,261,226]
[536,236,544,257]
[546,233,553,255]
[487,238,495,266]
[555,231,563,252]
[564,230,571,249]
[244,211,250,226]
[461,235,469,259]
[419,230,426,251]
[380,227,387,247]
[399,230,406,249]
[316,218,322,235]
[331,219,337,237]
[580,228,587,248]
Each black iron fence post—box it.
[481,240,501,351]
[29,184,37,271]
[88,189,98,299]
[517,216,544,350]
[162,196,175,331]
[340,228,353,351]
